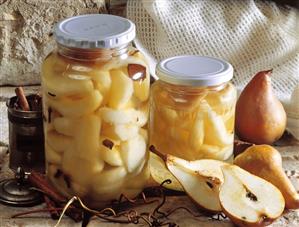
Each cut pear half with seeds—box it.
[149,152,183,191]
[167,156,228,178]
[166,156,227,212]
[219,165,285,227]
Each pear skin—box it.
[224,213,276,227]
[166,155,225,213]
[235,70,286,144]
[234,145,299,209]
[220,165,285,227]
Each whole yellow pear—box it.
[235,70,286,144]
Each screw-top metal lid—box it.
[156,55,234,86]
[54,14,135,49]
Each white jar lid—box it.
[54,14,135,49]
[156,55,233,86]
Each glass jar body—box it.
[41,45,150,207]
[150,80,237,161]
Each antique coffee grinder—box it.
[0,88,45,206]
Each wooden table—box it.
[1,86,299,227]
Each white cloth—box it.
[127,0,299,101]
[127,0,299,139]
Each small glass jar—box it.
[7,95,45,173]
[41,14,150,207]
[150,56,237,162]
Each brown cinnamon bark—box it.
[28,172,65,203]
[28,172,82,222]
[44,195,60,219]
[15,87,30,111]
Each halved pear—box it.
[166,156,227,212]
[219,165,285,227]
[234,145,299,209]
[149,152,183,191]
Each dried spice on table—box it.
[11,174,226,226]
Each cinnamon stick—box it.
[28,172,65,203]
[15,87,30,111]
[44,195,60,219]
[28,172,82,222]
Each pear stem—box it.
[233,140,254,157]
[265,69,273,76]
[149,145,167,162]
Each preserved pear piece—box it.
[62,146,105,189]
[53,117,78,136]
[42,56,94,97]
[47,131,72,152]
[91,71,112,93]
[45,144,62,165]
[98,107,146,126]
[114,124,139,141]
[100,138,123,167]
[203,102,234,146]
[108,69,133,109]
[120,135,146,172]
[74,115,101,159]
[48,90,103,117]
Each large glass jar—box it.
[150,56,237,162]
[41,15,150,207]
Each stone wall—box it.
[0,0,107,85]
